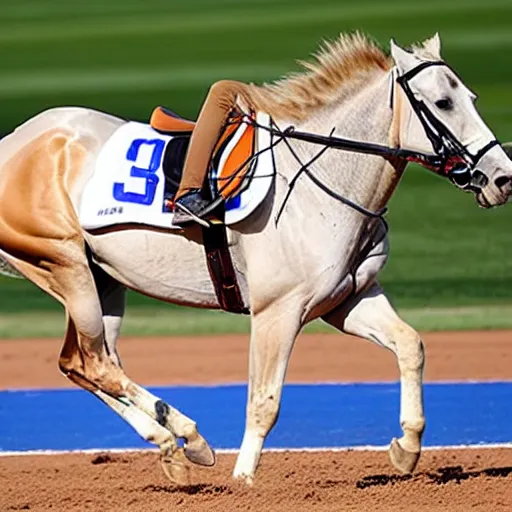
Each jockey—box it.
[172,80,254,226]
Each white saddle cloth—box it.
[79,113,273,230]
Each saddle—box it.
[150,106,257,212]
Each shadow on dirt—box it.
[142,484,233,496]
[90,453,130,465]
[356,465,512,489]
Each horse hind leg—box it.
[0,124,211,480]
[89,256,125,366]
[121,380,215,467]
[62,311,192,484]
[90,260,215,471]
[322,283,425,474]
[6,251,204,484]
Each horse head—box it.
[391,33,512,208]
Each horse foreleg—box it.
[233,301,302,484]
[322,282,425,474]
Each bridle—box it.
[395,60,499,190]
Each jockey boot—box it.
[172,189,211,226]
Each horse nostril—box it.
[495,175,511,190]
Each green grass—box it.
[1,304,512,339]
[0,0,511,336]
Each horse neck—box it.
[274,69,405,217]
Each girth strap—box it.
[202,222,249,315]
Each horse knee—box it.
[394,324,424,374]
[248,393,280,435]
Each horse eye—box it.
[435,98,453,111]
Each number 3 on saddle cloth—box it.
[156,106,274,226]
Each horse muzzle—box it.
[475,172,512,208]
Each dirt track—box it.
[2,449,511,512]
[2,330,512,388]
[1,331,511,511]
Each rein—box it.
[269,125,444,169]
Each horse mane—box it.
[248,32,392,122]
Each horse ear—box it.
[390,39,418,74]
[422,33,442,59]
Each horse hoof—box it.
[389,438,421,474]
[160,445,190,486]
[184,432,216,467]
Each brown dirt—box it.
[1,330,511,511]
[1,449,512,512]
[1,330,511,389]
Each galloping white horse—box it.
[0,33,511,485]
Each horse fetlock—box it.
[159,413,216,468]
[177,421,198,441]
[233,430,264,482]
[146,428,175,447]
[400,417,425,446]
[397,417,425,454]
[401,417,426,437]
